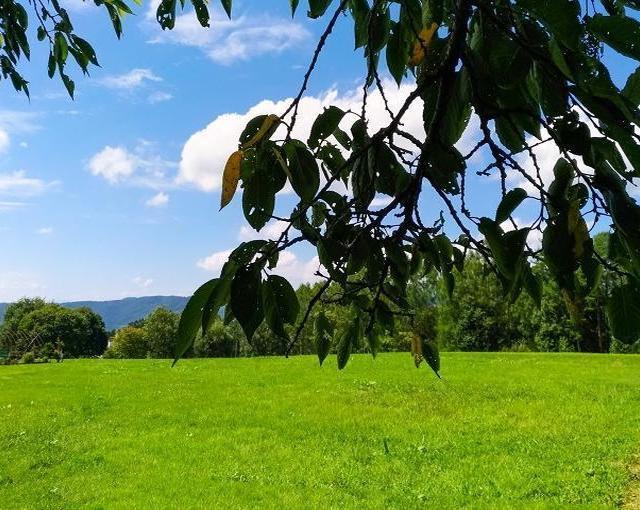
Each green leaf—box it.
[386,22,408,85]
[173,278,218,364]
[336,316,360,370]
[262,275,300,339]
[516,0,582,50]
[156,0,177,30]
[71,36,99,66]
[220,0,232,18]
[523,267,542,308]
[421,339,441,378]
[230,265,264,342]
[308,106,346,149]
[202,273,233,332]
[606,281,640,343]
[284,140,320,202]
[350,0,370,49]
[439,70,472,145]
[289,0,300,16]
[240,148,285,231]
[423,143,465,194]
[495,116,526,152]
[192,0,210,27]
[367,5,391,54]
[47,53,56,79]
[365,328,381,357]
[314,312,333,365]
[587,14,640,61]
[622,67,640,105]
[61,74,75,99]
[308,0,333,18]
[495,188,528,224]
[54,33,68,66]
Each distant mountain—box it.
[0,295,189,331]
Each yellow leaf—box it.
[241,114,280,150]
[220,150,244,210]
[568,202,590,260]
[410,334,423,368]
[408,23,438,67]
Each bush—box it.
[19,352,36,364]
[145,307,179,358]
[108,327,149,359]
[194,320,241,357]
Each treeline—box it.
[2,233,638,362]
[0,298,107,362]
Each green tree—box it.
[107,327,149,359]
[16,303,107,357]
[194,319,242,358]
[437,255,524,351]
[144,307,180,358]
[5,0,640,370]
[0,297,46,352]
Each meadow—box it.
[0,353,639,509]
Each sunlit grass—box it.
[0,353,638,508]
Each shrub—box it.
[194,320,241,358]
[145,307,179,358]
[108,327,149,359]
[19,352,36,364]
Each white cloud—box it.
[148,91,173,104]
[272,251,322,286]
[144,4,310,65]
[146,191,169,207]
[0,111,41,153]
[370,196,394,208]
[0,111,40,134]
[0,201,26,211]
[88,142,176,188]
[197,220,319,285]
[133,276,154,288]
[89,146,135,183]
[197,249,232,272]
[0,170,57,197]
[0,271,45,301]
[36,227,53,235]
[504,217,543,251]
[207,23,310,64]
[238,220,289,242]
[100,68,162,90]
[197,248,320,287]
[63,0,91,12]
[0,128,9,153]
[178,80,437,192]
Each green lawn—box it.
[0,353,639,509]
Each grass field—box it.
[0,353,639,509]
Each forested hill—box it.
[0,296,188,331]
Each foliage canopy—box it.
[5,0,640,372]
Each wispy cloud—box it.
[148,91,173,104]
[88,141,177,189]
[133,276,154,288]
[145,191,169,207]
[0,271,45,301]
[197,249,232,272]
[0,201,26,212]
[0,110,41,133]
[36,226,53,235]
[99,68,162,90]
[0,170,58,197]
[144,4,310,65]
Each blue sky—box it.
[0,1,636,301]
